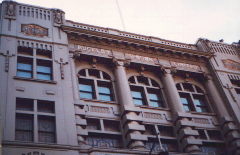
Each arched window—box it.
[128,76,165,107]
[176,82,210,112]
[78,69,114,101]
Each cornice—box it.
[62,22,213,59]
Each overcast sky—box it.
[3,0,240,44]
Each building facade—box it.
[0,1,239,155]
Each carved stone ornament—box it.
[170,61,201,72]
[21,24,48,37]
[53,9,64,25]
[5,1,16,19]
[222,59,240,71]
[22,151,45,155]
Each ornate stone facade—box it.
[0,1,239,155]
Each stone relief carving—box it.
[21,24,48,37]
[22,151,45,155]
[5,1,16,18]
[143,112,163,120]
[53,9,64,25]
[222,59,240,71]
[75,45,112,57]
[170,61,201,72]
[90,106,110,113]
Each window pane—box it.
[183,105,190,111]
[182,83,194,92]
[99,94,111,101]
[38,116,55,143]
[149,101,160,107]
[133,99,143,105]
[37,66,51,74]
[196,107,208,113]
[180,97,189,105]
[15,114,33,142]
[80,92,93,99]
[88,69,100,78]
[98,86,110,94]
[137,76,149,85]
[38,100,55,113]
[194,99,205,106]
[17,71,32,78]
[131,91,142,98]
[37,74,51,80]
[16,98,34,111]
[17,63,32,71]
[148,93,159,100]
[79,84,93,92]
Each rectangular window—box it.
[131,87,145,105]
[147,89,163,107]
[180,93,192,112]
[15,98,56,143]
[98,81,113,101]
[37,59,52,80]
[79,79,94,99]
[15,114,33,142]
[38,116,55,143]
[17,57,33,78]
[193,95,209,112]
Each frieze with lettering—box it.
[75,45,112,57]
[21,24,48,37]
[222,59,240,71]
[125,53,158,65]
[171,61,201,72]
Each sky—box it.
[2,0,240,44]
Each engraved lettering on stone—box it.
[21,24,48,37]
[193,118,210,124]
[126,53,157,64]
[144,112,163,119]
[76,45,111,57]
[171,61,201,72]
[90,106,110,113]
[222,59,240,71]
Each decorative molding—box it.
[170,61,201,72]
[222,59,240,71]
[22,151,45,155]
[74,45,112,58]
[90,106,110,113]
[4,1,16,19]
[143,112,163,120]
[125,53,158,65]
[55,58,68,79]
[52,9,64,25]
[21,24,48,37]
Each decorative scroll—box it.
[21,24,48,37]
[125,53,158,64]
[192,118,210,124]
[75,45,112,57]
[170,61,201,72]
[90,106,110,113]
[222,59,240,71]
[143,112,163,120]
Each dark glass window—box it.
[15,114,33,142]
[37,100,55,113]
[193,95,208,112]
[37,60,52,80]
[38,116,55,143]
[16,98,34,111]
[180,93,192,112]
[17,57,33,78]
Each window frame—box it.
[78,69,115,102]
[176,82,211,113]
[16,46,53,81]
[15,97,56,143]
[129,76,165,108]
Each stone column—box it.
[114,60,147,149]
[161,68,201,153]
[204,74,240,155]
[69,53,88,148]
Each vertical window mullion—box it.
[144,87,150,106]
[33,99,38,143]
[33,48,37,79]
[94,80,99,100]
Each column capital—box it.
[160,66,177,75]
[112,58,130,67]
